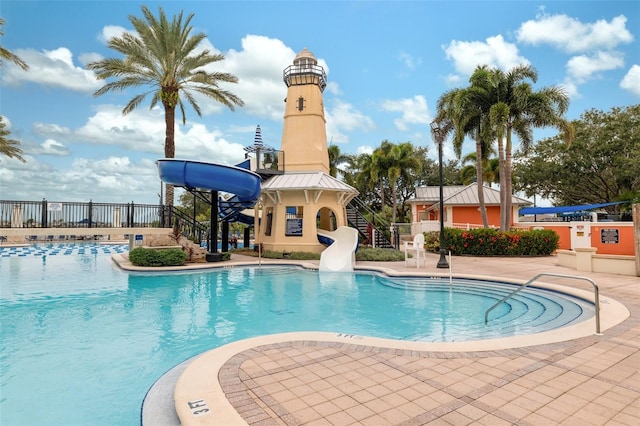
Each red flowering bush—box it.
[428,228,559,256]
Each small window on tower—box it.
[297,97,305,112]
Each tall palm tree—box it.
[87,5,244,206]
[484,65,573,229]
[1,18,29,163]
[436,77,492,228]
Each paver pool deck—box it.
[132,252,639,426]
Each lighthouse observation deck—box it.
[283,63,327,91]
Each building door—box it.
[570,221,591,249]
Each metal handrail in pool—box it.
[484,273,601,335]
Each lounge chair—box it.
[404,233,426,268]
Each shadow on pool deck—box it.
[134,252,640,426]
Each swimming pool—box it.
[0,244,594,425]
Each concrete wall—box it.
[557,249,638,276]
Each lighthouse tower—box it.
[280,48,330,174]
[257,48,358,254]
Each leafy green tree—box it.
[514,105,640,209]
[0,18,28,163]
[177,190,211,220]
[87,6,243,206]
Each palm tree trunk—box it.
[391,185,397,223]
[164,99,177,207]
[497,135,508,231]
[504,131,514,230]
[475,138,489,228]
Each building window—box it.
[265,207,273,236]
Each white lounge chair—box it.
[404,233,426,268]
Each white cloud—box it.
[566,51,625,83]
[33,139,70,156]
[2,47,102,93]
[398,51,421,71]
[443,34,529,76]
[517,14,634,53]
[445,74,462,86]
[0,154,161,203]
[209,35,295,120]
[380,95,430,131]
[98,25,127,44]
[325,101,376,144]
[620,65,640,96]
[31,104,247,166]
[356,146,374,155]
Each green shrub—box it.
[433,228,559,256]
[355,246,405,261]
[128,247,187,266]
[288,251,321,260]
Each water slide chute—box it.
[156,159,261,204]
[317,227,359,272]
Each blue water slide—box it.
[156,159,261,205]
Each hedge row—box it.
[426,228,560,256]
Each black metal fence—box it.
[0,199,169,229]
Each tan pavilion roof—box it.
[262,172,358,193]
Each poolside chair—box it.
[404,233,425,268]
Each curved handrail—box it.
[484,273,601,335]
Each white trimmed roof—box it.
[262,172,358,193]
[413,183,530,206]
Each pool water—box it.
[0,244,594,425]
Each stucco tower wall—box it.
[280,76,329,173]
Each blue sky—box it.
[1,0,639,205]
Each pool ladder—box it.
[484,273,601,335]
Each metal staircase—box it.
[346,198,395,249]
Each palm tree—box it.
[87,6,244,206]
[460,152,499,186]
[485,65,573,229]
[436,78,492,228]
[368,141,393,215]
[328,144,350,178]
[0,116,26,162]
[368,141,421,223]
[0,18,29,71]
[1,18,29,163]
[387,142,421,223]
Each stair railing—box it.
[484,273,601,335]
[347,198,394,248]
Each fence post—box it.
[130,202,135,227]
[87,200,93,228]
[41,198,48,228]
